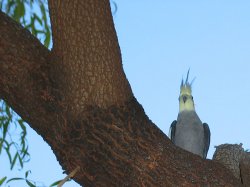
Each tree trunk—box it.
[0,1,242,186]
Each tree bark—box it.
[48,0,132,116]
[0,1,242,186]
[240,153,250,186]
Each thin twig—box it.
[57,166,80,187]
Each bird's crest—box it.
[180,69,195,96]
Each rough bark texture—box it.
[0,1,243,186]
[240,153,250,187]
[213,144,245,180]
[48,0,132,116]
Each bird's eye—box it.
[191,96,193,100]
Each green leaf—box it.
[0,138,6,154]
[0,139,11,155]
[0,176,7,185]
[21,146,30,160]
[49,180,62,187]
[6,0,15,15]
[33,13,43,26]
[0,1,3,10]
[18,119,25,129]
[5,146,12,166]
[44,29,51,48]
[3,121,10,139]
[17,153,23,168]
[13,1,25,22]
[5,105,11,119]
[6,177,23,183]
[24,23,32,29]
[10,152,18,170]
[30,15,38,36]
[18,119,27,142]
[26,179,36,187]
[39,3,46,22]
[0,116,8,125]
[25,170,31,178]
[19,1,25,17]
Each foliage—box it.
[0,101,30,170]
[0,0,51,47]
[0,0,52,186]
[1,170,62,187]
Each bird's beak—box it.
[183,96,187,103]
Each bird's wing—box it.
[169,120,177,143]
[203,123,211,158]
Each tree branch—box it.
[0,10,57,137]
[0,3,242,187]
[48,0,132,115]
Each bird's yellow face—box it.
[179,85,195,112]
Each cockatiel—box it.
[169,70,210,158]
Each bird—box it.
[169,70,210,158]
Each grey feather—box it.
[169,120,177,143]
[170,111,210,158]
[203,123,210,158]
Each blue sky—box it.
[1,1,250,186]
